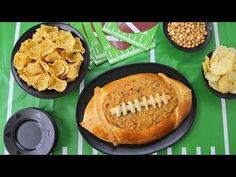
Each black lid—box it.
[4,108,58,155]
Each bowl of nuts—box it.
[163,22,212,52]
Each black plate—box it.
[4,108,58,155]
[76,63,197,155]
[202,50,236,99]
[11,22,90,99]
[163,22,212,52]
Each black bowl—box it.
[202,50,236,99]
[163,22,212,52]
[11,22,90,99]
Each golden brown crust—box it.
[80,73,192,146]
[80,90,115,144]
[158,73,192,127]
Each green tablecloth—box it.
[0,22,236,155]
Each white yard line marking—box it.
[210,146,216,155]
[152,152,158,155]
[92,148,98,155]
[196,147,201,155]
[181,147,187,155]
[221,99,230,155]
[78,132,83,155]
[78,80,84,155]
[167,147,172,155]
[62,147,67,155]
[125,22,140,33]
[214,22,230,155]
[150,48,155,63]
[4,22,21,155]
[213,22,220,47]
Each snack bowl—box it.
[202,50,236,99]
[163,22,212,52]
[11,22,90,99]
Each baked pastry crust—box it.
[80,73,192,146]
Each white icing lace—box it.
[110,92,171,117]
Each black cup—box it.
[4,108,58,155]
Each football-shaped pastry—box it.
[80,73,192,146]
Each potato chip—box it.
[48,74,67,92]
[73,37,85,53]
[18,70,31,85]
[233,63,236,71]
[39,38,56,57]
[19,39,32,52]
[18,69,37,87]
[212,46,229,59]
[227,70,236,81]
[32,72,50,91]
[74,60,82,67]
[205,72,220,82]
[41,25,59,42]
[39,59,49,71]
[211,56,233,75]
[65,52,83,63]
[230,89,236,94]
[24,40,41,59]
[202,62,207,75]
[205,56,210,68]
[45,49,63,63]
[23,61,44,75]
[56,49,67,59]
[57,30,75,51]
[32,29,48,42]
[67,61,81,82]
[21,75,34,86]
[14,52,32,70]
[59,61,70,77]
[41,24,58,33]
[208,81,218,91]
[202,56,210,74]
[44,55,57,63]
[218,74,236,93]
[211,46,230,65]
[223,50,235,60]
[229,47,236,54]
[47,31,58,43]
[48,60,68,76]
